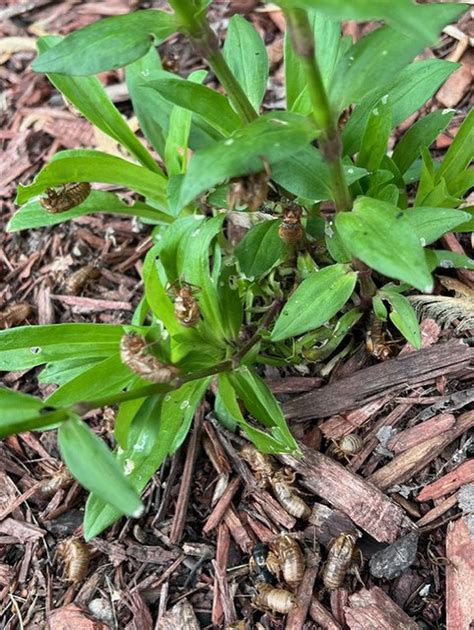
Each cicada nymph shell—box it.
[64,264,101,295]
[38,464,73,498]
[253,582,296,614]
[227,162,270,212]
[270,468,311,520]
[240,443,276,488]
[327,434,363,460]
[274,534,305,591]
[120,333,180,383]
[278,203,303,244]
[366,314,395,360]
[58,538,90,582]
[0,303,32,328]
[323,533,357,589]
[173,283,201,327]
[40,182,91,213]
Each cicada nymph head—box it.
[40,182,91,213]
[240,443,276,488]
[120,333,180,383]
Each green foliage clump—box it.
[1,0,472,539]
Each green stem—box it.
[168,0,258,124]
[285,8,351,212]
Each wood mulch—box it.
[1,1,473,628]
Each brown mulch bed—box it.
[1,1,473,628]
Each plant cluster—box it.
[1,0,473,540]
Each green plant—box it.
[2,0,473,540]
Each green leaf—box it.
[59,416,143,518]
[235,220,286,278]
[223,15,269,110]
[0,396,72,439]
[0,388,47,437]
[8,192,171,232]
[84,379,207,540]
[449,169,474,199]
[405,207,471,246]
[175,215,227,341]
[47,355,133,407]
[336,197,433,292]
[330,26,429,111]
[383,292,421,349]
[452,208,474,233]
[228,367,300,453]
[279,1,466,44]
[37,36,160,173]
[436,109,474,193]
[177,113,317,209]
[16,150,168,209]
[426,250,474,272]
[164,70,206,176]
[0,324,122,371]
[147,75,242,137]
[343,59,458,155]
[392,109,454,175]
[142,246,181,336]
[285,10,340,113]
[217,263,243,341]
[33,10,177,75]
[272,146,367,201]
[39,357,102,386]
[357,94,392,172]
[271,264,357,341]
[217,374,291,453]
[125,48,167,157]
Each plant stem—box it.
[285,8,351,212]
[168,0,258,124]
[70,300,283,415]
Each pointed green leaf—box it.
[8,192,170,232]
[0,324,123,371]
[357,94,392,172]
[16,150,168,209]
[33,10,176,75]
[59,416,143,518]
[235,220,286,278]
[392,109,454,175]
[223,15,269,110]
[383,291,421,349]
[406,207,471,245]
[177,113,317,209]
[271,264,357,341]
[336,197,433,292]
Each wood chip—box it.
[279,446,411,543]
[203,476,241,534]
[387,413,456,454]
[305,503,359,547]
[416,492,459,528]
[309,598,342,629]
[283,340,473,419]
[344,586,418,629]
[0,517,45,542]
[446,517,474,630]
[47,603,109,630]
[417,459,474,502]
[368,410,474,492]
